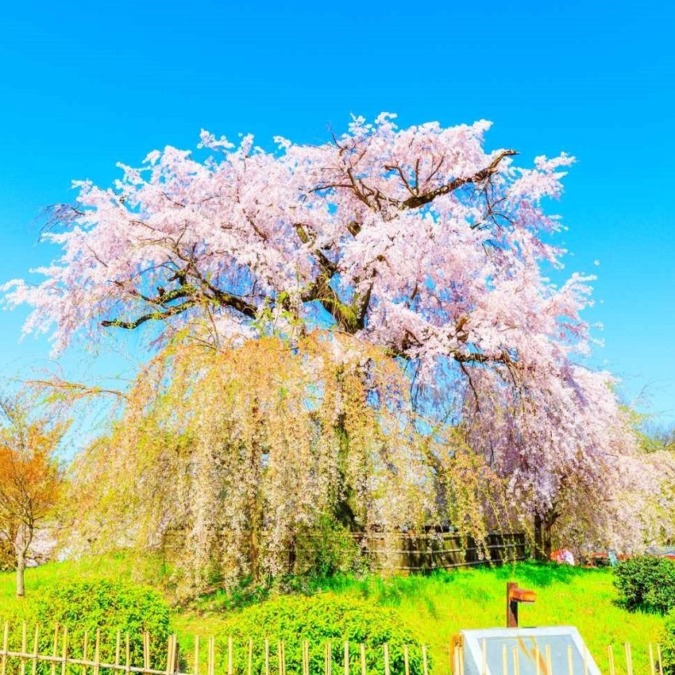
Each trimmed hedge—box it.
[217,593,427,674]
[34,580,171,668]
[614,556,675,614]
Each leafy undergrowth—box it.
[0,557,665,674]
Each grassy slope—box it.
[0,557,665,674]
[0,553,168,621]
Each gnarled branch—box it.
[400,150,517,210]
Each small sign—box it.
[460,626,600,675]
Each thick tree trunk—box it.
[287,536,297,575]
[533,512,554,561]
[16,550,26,597]
[533,513,545,561]
[334,412,358,532]
[543,520,552,559]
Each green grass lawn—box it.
[0,556,666,674]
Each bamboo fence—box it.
[0,623,427,675]
[0,622,668,675]
[162,532,527,575]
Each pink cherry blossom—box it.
[3,114,663,550]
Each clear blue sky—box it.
[1,0,673,429]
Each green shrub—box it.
[663,608,675,674]
[293,516,365,578]
[34,580,171,668]
[216,593,427,675]
[614,556,675,613]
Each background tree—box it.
[636,420,675,545]
[0,392,65,597]
[644,423,675,454]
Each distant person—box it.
[551,548,575,565]
[561,549,575,565]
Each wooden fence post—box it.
[20,622,27,675]
[1,621,8,675]
[607,645,616,675]
[93,630,100,675]
[60,627,68,675]
[31,625,39,675]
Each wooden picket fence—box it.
[0,622,429,675]
[0,622,669,675]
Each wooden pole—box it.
[165,636,172,675]
[324,642,332,675]
[228,637,233,675]
[607,645,615,675]
[125,633,130,675]
[82,630,89,675]
[51,623,58,675]
[302,640,309,675]
[144,633,151,672]
[506,582,518,628]
[1,621,8,675]
[208,637,215,675]
[20,622,27,675]
[649,644,656,675]
[93,631,100,675]
[625,642,633,675]
[60,627,68,675]
[31,625,39,675]
[248,638,253,675]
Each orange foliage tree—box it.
[0,394,64,597]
